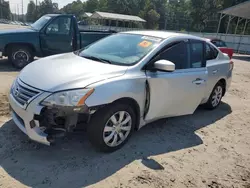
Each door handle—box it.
[192,78,205,85]
[212,69,218,74]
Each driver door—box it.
[145,39,208,122]
[40,16,74,56]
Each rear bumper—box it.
[9,91,51,145]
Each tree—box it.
[98,0,108,11]
[152,0,167,29]
[140,0,160,29]
[36,0,59,18]
[56,0,250,34]
[85,0,99,12]
[146,9,160,29]
[26,1,36,22]
[61,0,85,19]
[0,0,11,19]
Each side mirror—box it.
[154,60,175,72]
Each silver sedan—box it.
[9,31,233,152]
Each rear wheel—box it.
[87,102,136,152]
[205,82,224,110]
[8,46,34,69]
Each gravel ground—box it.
[0,55,250,188]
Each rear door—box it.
[40,16,74,56]
[145,39,208,121]
[205,42,224,99]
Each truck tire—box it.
[205,82,224,110]
[87,102,136,152]
[9,45,34,69]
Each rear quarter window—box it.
[206,43,219,60]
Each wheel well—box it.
[113,98,141,131]
[218,79,226,96]
[4,43,36,56]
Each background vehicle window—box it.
[211,40,227,47]
[190,41,204,68]
[220,40,227,47]
[206,43,218,60]
[46,17,71,35]
[31,15,51,30]
[158,42,188,69]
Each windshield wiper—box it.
[82,55,112,64]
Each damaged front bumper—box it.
[9,92,52,145]
[9,90,90,145]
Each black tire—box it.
[204,82,224,110]
[87,102,136,152]
[8,45,34,69]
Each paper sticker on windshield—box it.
[142,36,162,42]
[138,40,152,48]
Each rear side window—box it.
[206,43,219,60]
[158,41,188,69]
[189,40,204,68]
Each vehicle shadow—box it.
[0,102,232,188]
[0,58,39,72]
[0,58,17,72]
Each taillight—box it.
[229,60,234,71]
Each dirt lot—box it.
[0,55,250,188]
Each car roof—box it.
[122,30,205,41]
[46,14,74,17]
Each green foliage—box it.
[98,0,108,11]
[25,0,59,21]
[0,0,11,19]
[147,9,160,29]
[139,0,160,29]
[23,0,249,34]
[37,0,60,18]
[61,0,85,19]
[26,1,36,22]
[85,0,99,12]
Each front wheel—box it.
[9,46,34,69]
[205,82,224,110]
[87,102,136,152]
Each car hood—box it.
[0,27,36,35]
[19,53,128,92]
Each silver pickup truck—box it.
[9,31,233,152]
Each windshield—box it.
[78,33,162,66]
[31,15,52,30]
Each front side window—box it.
[157,41,189,69]
[46,17,71,35]
[78,34,162,66]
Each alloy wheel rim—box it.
[212,86,223,107]
[103,111,132,147]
